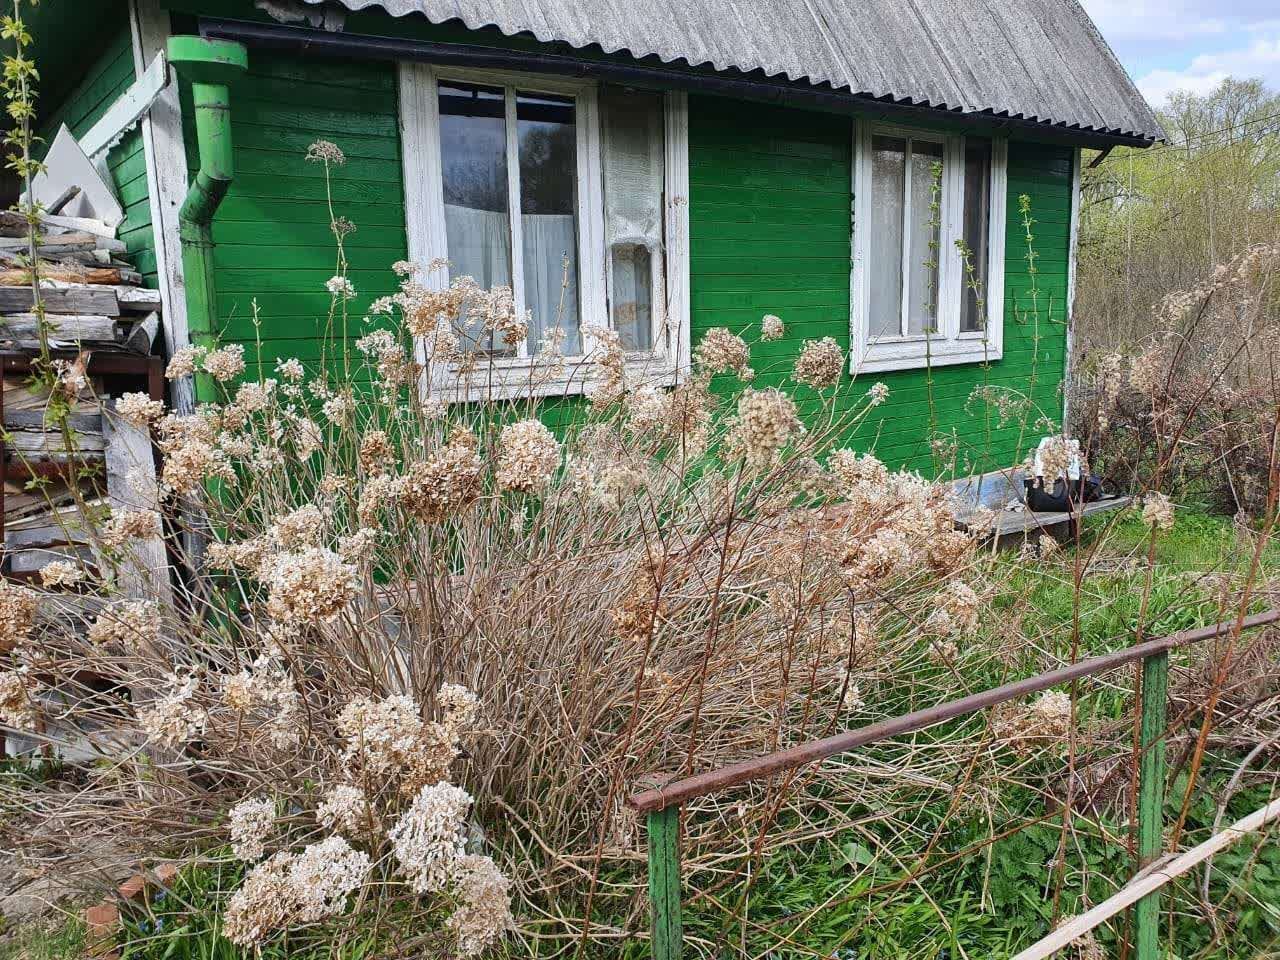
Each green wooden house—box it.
[28,0,1160,473]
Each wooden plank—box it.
[5,522,92,550]
[7,545,96,574]
[3,409,103,433]
[1014,795,1280,960]
[6,429,106,457]
[0,266,124,286]
[102,413,170,605]
[0,231,128,254]
[0,313,121,343]
[37,213,117,239]
[0,211,34,237]
[122,312,159,354]
[646,807,684,960]
[112,285,162,310]
[79,50,168,161]
[0,285,120,316]
[45,184,83,216]
[1134,650,1169,959]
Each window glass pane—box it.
[610,244,653,351]
[439,82,513,356]
[517,91,580,355]
[868,136,906,338]
[961,140,992,333]
[602,87,665,352]
[906,139,943,335]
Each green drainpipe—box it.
[166,36,248,404]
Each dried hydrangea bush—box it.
[0,141,1101,957]
[1074,242,1280,516]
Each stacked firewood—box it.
[0,203,166,589]
[0,209,160,353]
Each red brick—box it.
[83,902,120,959]
[116,874,147,902]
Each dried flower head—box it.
[275,357,305,382]
[101,509,160,550]
[448,854,514,956]
[761,314,785,341]
[995,690,1073,753]
[359,430,394,474]
[263,548,360,625]
[437,683,480,734]
[39,560,83,589]
[727,388,802,467]
[1142,492,1175,532]
[269,504,324,550]
[624,386,672,436]
[326,276,356,300]
[305,139,346,165]
[232,380,275,414]
[138,673,206,746]
[203,344,246,383]
[401,431,484,523]
[496,419,561,493]
[222,837,368,946]
[693,327,753,380]
[115,392,165,427]
[317,784,371,835]
[336,690,464,794]
[229,796,277,862]
[88,600,159,650]
[866,382,890,406]
[165,345,205,380]
[389,781,473,894]
[53,356,88,400]
[792,337,844,389]
[0,670,35,728]
[924,581,981,637]
[0,580,37,655]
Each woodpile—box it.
[1,206,166,593]
[0,210,160,353]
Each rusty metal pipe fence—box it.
[627,608,1280,960]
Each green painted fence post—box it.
[1134,649,1169,960]
[647,805,684,960]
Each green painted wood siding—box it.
[688,96,1070,474]
[183,42,1069,474]
[37,23,157,289]
[186,52,408,381]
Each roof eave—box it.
[204,15,1162,148]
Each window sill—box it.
[851,339,1003,374]
[426,355,681,403]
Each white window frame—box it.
[850,120,1007,374]
[399,62,690,401]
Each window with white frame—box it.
[850,121,1007,373]
[399,63,689,398]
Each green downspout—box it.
[166,36,248,403]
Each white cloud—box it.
[1080,0,1280,37]
[1135,34,1280,104]
[1137,68,1231,104]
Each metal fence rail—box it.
[627,608,1280,960]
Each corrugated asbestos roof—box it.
[302,0,1163,142]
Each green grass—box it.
[0,916,85,960]
[655,507,1280,959]
[5,509,1278,959]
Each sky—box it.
[1079,0,1280,106]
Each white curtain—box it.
[868,141,905,338]
[444,204,578,354]
[444,203,511,290]
[521,213,580,355]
